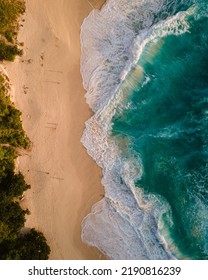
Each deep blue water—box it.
[112,0,208,259]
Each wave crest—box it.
[80,0,192,259]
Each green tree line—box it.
[0,0,24,61]
[0,0,50,259]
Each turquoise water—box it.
[112,1,208,259]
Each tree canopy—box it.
[0,0,50,260]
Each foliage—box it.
[0,0,50,260]
[1,229,51,260]
[0,201,28,241]
[0,0,25,39]
[0,146,16,177]
[0,40,22,61]
[0,0,25,31]
[0,0,25,61]
[0,128,29,148]
[0,74,29,148]
[0,171,30,202]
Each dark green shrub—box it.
[0,40,22,61]
[1,229,50,260]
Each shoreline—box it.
[6,0,107,259]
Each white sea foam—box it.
[80,0,191,259]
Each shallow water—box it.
[81,0,208,259]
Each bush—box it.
[0,0,25,37]
[0,40,22,61]
[0,171,30,202]
[0,201,28,241]
[1,229,51,260]
[0,74,29,148]
[0,0,25,61]
[0,0,51,260]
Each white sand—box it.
[5,0,106,259]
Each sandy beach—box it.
[4,0,106,259]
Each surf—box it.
[80,0,208,259]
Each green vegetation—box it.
[0,229,51,260]
[0,74,50,259]
[0,0,25,61]
[0,0,50,259]
[0,75,29,148]
[0,40,22,61]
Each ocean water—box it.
[80,0,208,259]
